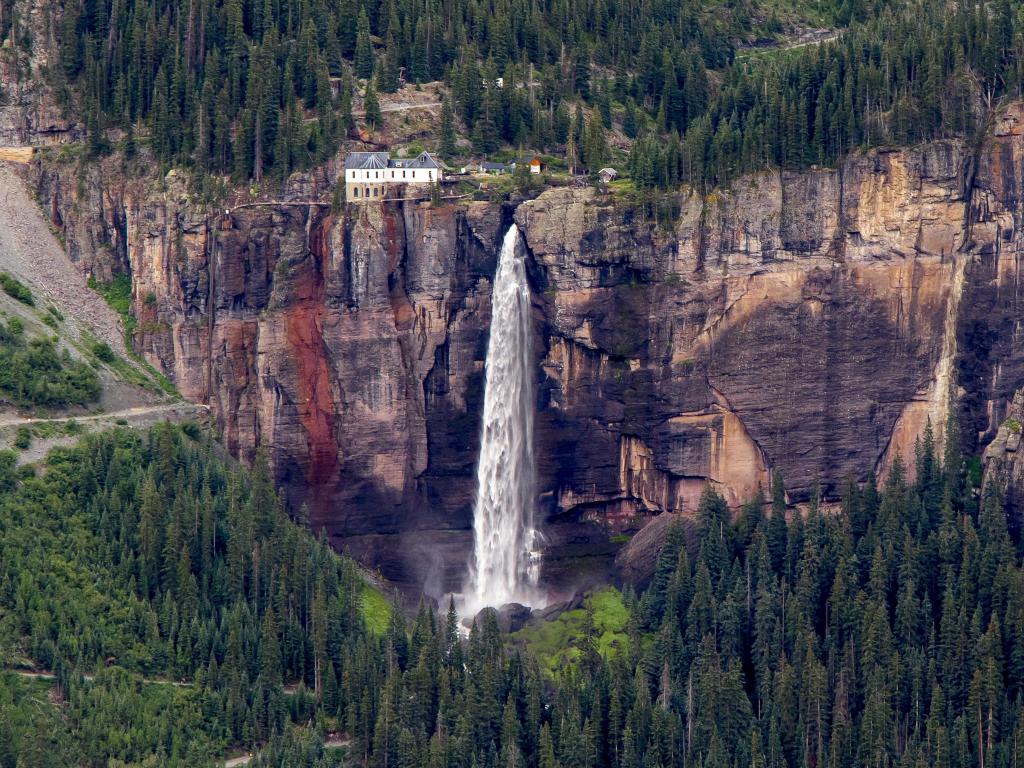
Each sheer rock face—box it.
[24,102,1024,592]
[0,3,79,147]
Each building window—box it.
[353,188,359,198]
[373,187,378,197]
[365,187,370,197]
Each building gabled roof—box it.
[399,151,441,170]
[345,152,390,170]
[481,161,507,171]
[346,150,442,171]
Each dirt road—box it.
[0,402,206,429]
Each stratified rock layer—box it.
[24,102,1024,593]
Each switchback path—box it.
[357,100,441,116]
[0,402,208,429]
[314,101,441,122]
[224,736,351,767]
[6,668,193,687]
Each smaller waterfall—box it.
[464,224,541,613]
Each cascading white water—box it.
[464,223,541,612]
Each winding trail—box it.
[0,402,208,429]
[6,668,193,687]
[356,100,441,116]
[224,736,351,767]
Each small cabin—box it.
[598,167,618,183]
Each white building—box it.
[345,151,443,201]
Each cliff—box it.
[20,103,1024,593]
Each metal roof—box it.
[400,152,441,169]
[347,151,441,170]
[345,152,390,169]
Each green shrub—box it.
[0,450,17,491]
[13,427,31,450]
[91,340,117,363]
[0,319,101,407]
[88,273,137,339]
[0,273,34,306]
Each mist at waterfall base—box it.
[455,224,547,621]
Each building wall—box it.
[346,182,389,200]
[345,166,441,202]
[345,168,438,184]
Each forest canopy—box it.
[43,0,1024,187]
[5,416,1024,768]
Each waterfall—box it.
[464,223,541,612]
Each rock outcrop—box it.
[20,102,1024,594]
[984,389,1024,514]
[0,5,78,147]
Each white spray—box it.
[464,223,541,613]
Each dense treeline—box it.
[331,416,1024,768]
[629,0,1024,188]
[45,0,1024,189]
[51,0,764,175]
[0,425,378,765]
[7,413,1024,768]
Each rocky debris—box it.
[0,163,128,357]
[495,603,534,634]
[468,603,534,634]
[532,594,585,622]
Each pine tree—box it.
[439,97,457,158]
[768,471,789,576]
[583,114,608,178]
[364,82,382,129]
[379,33,402,93]
[355,9,375,79]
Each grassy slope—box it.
[512,587,630,677]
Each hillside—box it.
[2,0,1024,766]
[0,161,206,459]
